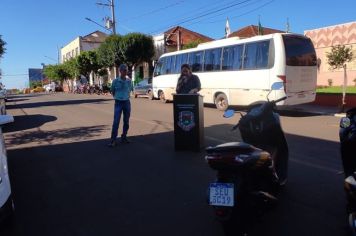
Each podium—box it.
[173,94,204,151]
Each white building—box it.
[60,31,108,91]
[60,30,108,63]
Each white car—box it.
[0,115,14,223]
[43,83,55,92]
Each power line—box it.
[146,0,239,33]
[184,0,274,28]
[1,74,29,77]
[120,0,186,23]
[196,0,266,24]
[148,0,253,34]
[177,0,260,26]
[204,0,274,24]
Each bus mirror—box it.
[271,82,283,91]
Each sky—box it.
[0,0,355,89]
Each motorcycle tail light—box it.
[340,117,351,128]
[259,151,271,160]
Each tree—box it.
[43,64,70,82]
[76,50,100,80]
[182,39,203,50]
[43,63,71,91]
[64,57,79,79]
[97,34,123,73]
[120,33,154,68]
[0,35,6,58]
[326,45,353,111]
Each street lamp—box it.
[85,17,113,33]
[40,63,45,87]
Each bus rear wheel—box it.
[159,91,168,103]
[215,93,229,111]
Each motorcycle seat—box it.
[206,142,259,154]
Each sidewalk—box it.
[280,104,350,117]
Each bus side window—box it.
[256,41,269,68]
[204,49,214,71]
[205,48,222,71]
[161,57,168,75]
[175,53,188,73]
[244,42,258,69]
[189,51,204,72]
[163,56,175,74]
[175,54,183,73]
[244,41,270,70]
[223,46,240,71]
[222,47,230,70]
[175,54,188,74]
[154,58,164,76]
[233,45,243,70]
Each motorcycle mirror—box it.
[223,109,235,118]
[271,82,284,91]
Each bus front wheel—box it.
[215,93,229,111]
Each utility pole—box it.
[97,0,117,79]
[110,0,116,34]
[97,0,116,35]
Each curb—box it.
[334,113,346,118]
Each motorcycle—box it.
[339,108,356,235]
[205,82,289,234]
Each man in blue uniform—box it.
[108,64,133,147]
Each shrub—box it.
[327,79,333,86]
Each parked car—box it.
[0,115,14,224]
[43,82,56,92]
[133,78,154,100]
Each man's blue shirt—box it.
[111,76,133,100]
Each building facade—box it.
[305,22,356,86]
[28,68,44,86]
[60,31,108,91]
[60,30,108,63]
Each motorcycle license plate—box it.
[209,183,234,207]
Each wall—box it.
[81,41,102,52]
[60,37,80,63]
[305,21,356,86]
[312,93,356,107]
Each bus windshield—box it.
[283,35,317,66]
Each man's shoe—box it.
[107,140,117,147]
[120,137,130,144]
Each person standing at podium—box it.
[176,64,201,94]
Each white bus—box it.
[152,33,317,110]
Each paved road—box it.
[1,93,350,236]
